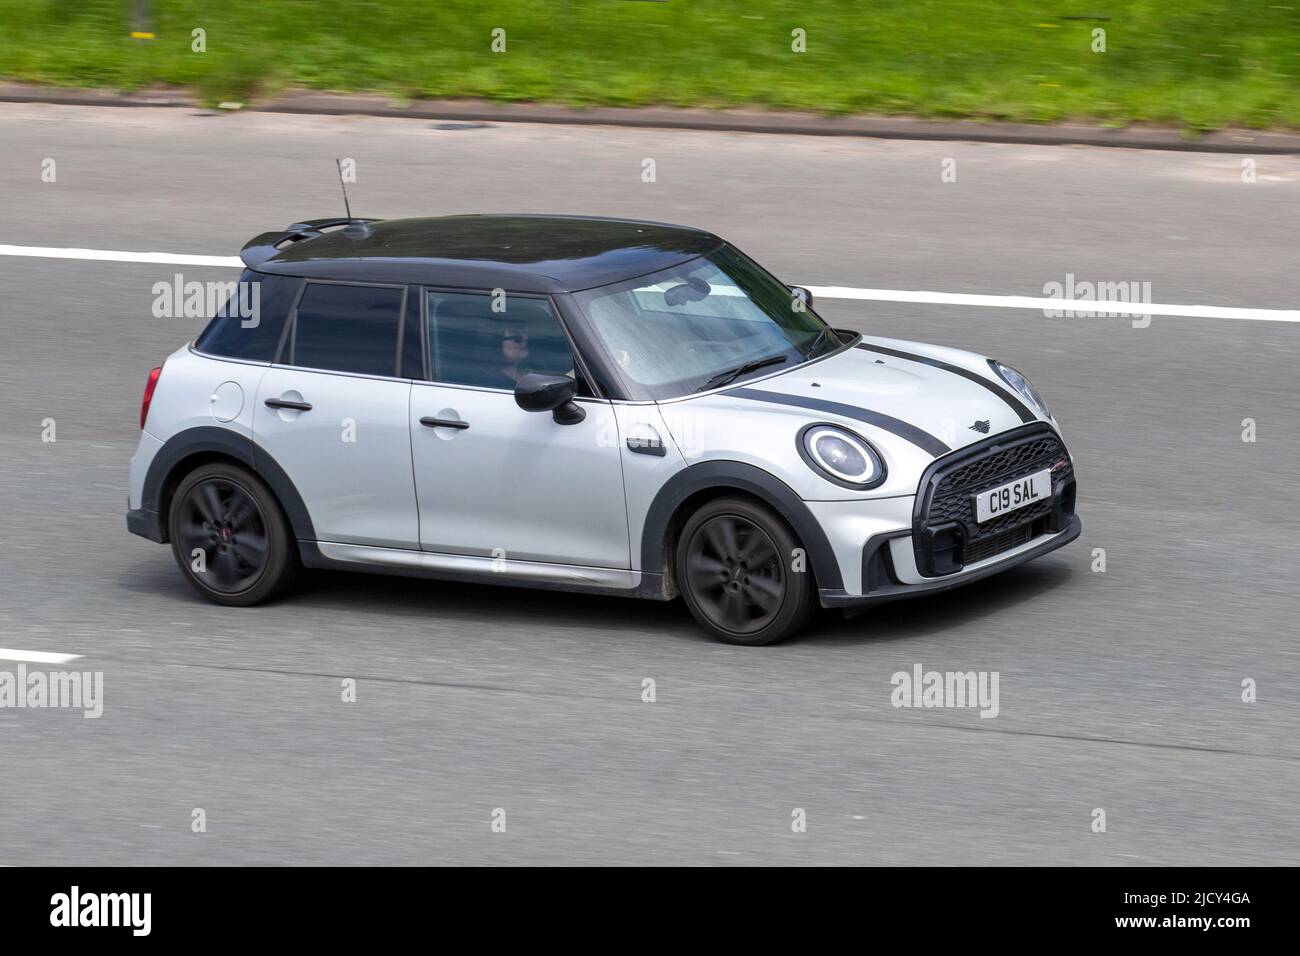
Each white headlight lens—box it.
[803,426,883,486]
[817,434,866,474]
[990,360,1051,419]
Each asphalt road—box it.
[1,104,1297,865]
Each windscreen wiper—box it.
[804,325,841,359]
[700,354,788,391]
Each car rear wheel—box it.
[168,462,297,606]
[676,496,815,645]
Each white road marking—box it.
[0,648,83,664]
[0,244,241,268]
[805,286,1300,323]
[2,243,1297,323]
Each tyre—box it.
[675,496,816,645]
[167,462,298,606]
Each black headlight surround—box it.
[796,422,888,491]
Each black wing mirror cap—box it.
[514,373,585,424]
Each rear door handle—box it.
[265,398,313,411]
[420,417,470,430]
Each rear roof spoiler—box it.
[240,217,381,268]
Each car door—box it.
[410,288,629,568]
[254,280,419,548]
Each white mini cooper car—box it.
[128,215,1079,644]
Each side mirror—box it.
[788,286,814,311]
[514,373,586,425]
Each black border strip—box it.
[855,343,1036,423]
[727,387,951,457]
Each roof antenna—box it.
[336,158,372,239]
[336,158,353,220]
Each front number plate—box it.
[974,469,1052,523]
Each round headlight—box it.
[800,425,885,489]
[990,360,1052,420]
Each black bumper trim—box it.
[818,513,1081,608]
[126,508,165,543]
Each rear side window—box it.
[291,283,405,377]
[194,271,298,362]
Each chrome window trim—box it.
[187,345,273,368]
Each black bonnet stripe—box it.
[855,343,1036,423]
[727,387,951,458]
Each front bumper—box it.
[818,513,1081,608]
[812,422,1079,609]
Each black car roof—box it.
[247,215,724,293]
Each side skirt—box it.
[299,541,669,601]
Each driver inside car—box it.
[497,323,530,387]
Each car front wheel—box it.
[676,496,815,645]
[168,462,298,606]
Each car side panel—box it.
[612,404,688,573]
[129,347,269,515]
[409,385,630,567]
[143,346,268,444]
[254,368,418,549]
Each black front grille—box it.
[964,517,1040,564]
[914,425,1075,576]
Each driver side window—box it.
[426,291,584,393]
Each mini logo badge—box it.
[969,419,991,434]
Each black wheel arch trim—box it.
[138,426,316,543]
[854,343,1037,424]
[639,460,843,592]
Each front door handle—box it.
[265,398,313,411]
[420,417,470,430]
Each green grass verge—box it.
[2,1,1299,130]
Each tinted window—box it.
[292,283,404,376]
[427,291,578,392]
[194,271,298,362]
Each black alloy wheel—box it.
[168,462,297,606]
[676,496,815,645]
[177,477,269,593]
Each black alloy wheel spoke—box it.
[229,534,266,567]
[744,574,783,611]
[195,482,224,525]
[181,480,270,594]
[703,517,739,561]
[686,514,786,634]
[224,492,259,532]
[737,531,776,568]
